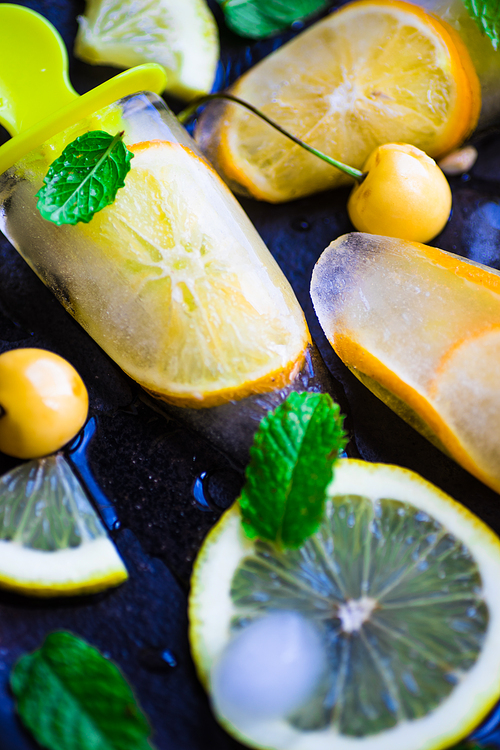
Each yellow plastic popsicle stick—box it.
[0,4,167,174]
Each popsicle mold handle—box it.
[0,4,78,137]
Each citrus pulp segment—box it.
[75,0,219,100]
[310,232,500,494]
[74,140,309,407]
[189,459,500,750]
[196,0,480,203]
[0,454,127,596]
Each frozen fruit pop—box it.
[311,232,500,494]
[0,6,331,464]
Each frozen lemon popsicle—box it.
[311,232,500,494]
[195,0,480,203]
[0,6,320,462]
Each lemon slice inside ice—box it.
[0,454,127,597]
[190,459,500,750]
[75,0,219,100]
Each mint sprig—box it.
[36,130,133,226]
[218,0,331,39]
[11,631,155,750]
[464,0,500,50]
[239,392,347,549]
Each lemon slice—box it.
[73,141,309,408]
[0,454,127,596]
[190,459,500,749]
[196,0,480,202]
[75,0,219,100]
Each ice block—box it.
[0,5,332,464]
[311,232,500,494]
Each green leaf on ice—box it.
[36,130,133,225]
[218,0,331,39]
[11,631,155,750]
[463,0,500,50]
[239,391,347,549]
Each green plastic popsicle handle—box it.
[0,4,167,174]
[0,4,78,136]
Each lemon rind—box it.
[0,537,128,597]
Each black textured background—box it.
[1,1,500,748]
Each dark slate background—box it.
[1,1,500,748]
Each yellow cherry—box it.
[347,143,452,244]
[0,348,88,459]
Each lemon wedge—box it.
[196,0,480,202]
[190,459,500,750]
[0,454,127,597]
[75,0,219,100]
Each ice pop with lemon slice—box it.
[311,232,500,495]
[0,5,329,464]
[195,0,480,203]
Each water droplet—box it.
[291,218,311,232]
[192,472,214,512]
[417,560,429,571]
[347,513,355,528]
[467,607,477,618]
[415,511,430,522]
[112,520,122,531]
[252,591,271,603]
[382,691,399,714]
[139,647,178,673]
[402,670,420,696]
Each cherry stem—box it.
[177,93,365,182]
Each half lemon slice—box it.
[190,459,500,750]
[0,454,127,597]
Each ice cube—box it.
[210,611,325,726]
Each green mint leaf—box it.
[239,391,347,548]
[11,631,155,750]
[463,0,500,50]
[36,130,133,226]
[218,0,331,39]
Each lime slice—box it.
[0,454,127,596]
[189,459,500,750]
[75,0,219,100]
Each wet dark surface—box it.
[1,0,500,748]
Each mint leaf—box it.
[239,391,347,548]
[11,631,154,750]
[37,130,133,225]
[463,0,500,50]
[218,0,331,39]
